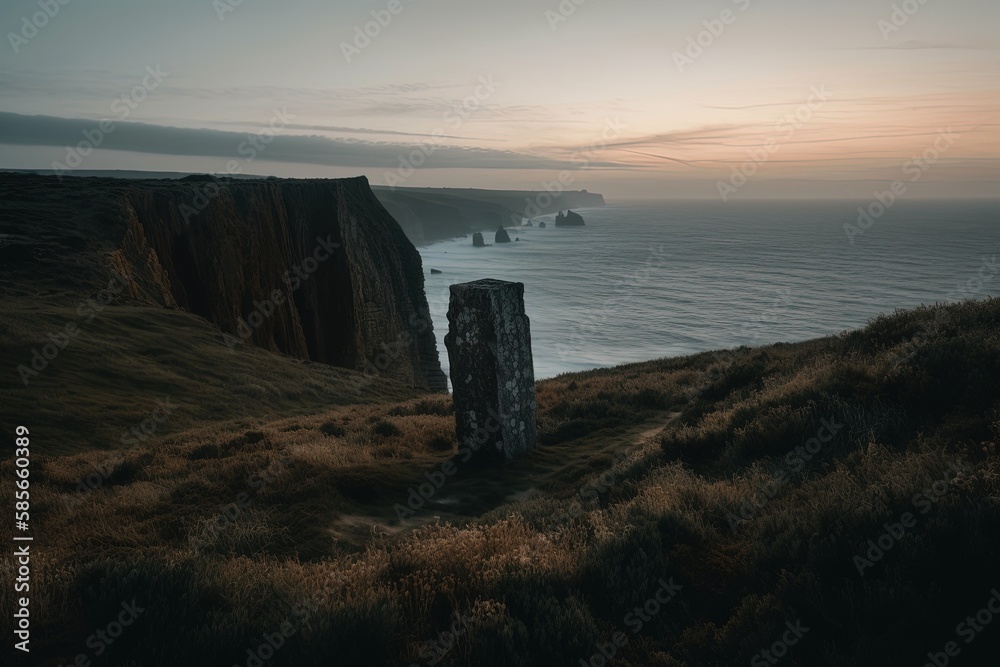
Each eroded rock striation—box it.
[0,173,447,391]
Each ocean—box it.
[417,200,1000,381]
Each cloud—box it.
[208,119,481,141]
[844,39,995,51]
[0,112,629,171]
[882,40,958,50]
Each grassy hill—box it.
[0,297,422,456]
[2,298,999,666]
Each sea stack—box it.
[555,210,585,226]
[495,227,512,243]
[473,232,486,247]
[445,279,537,460]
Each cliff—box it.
[0,173,446,392]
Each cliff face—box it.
[0,174,447,392]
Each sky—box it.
[0,0,998,200]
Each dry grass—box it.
[2,298,999,666]
[0,298,422,456]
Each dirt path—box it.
[329,411,681,546]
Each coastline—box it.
[413,205,611,249]
[417,200,1000,384]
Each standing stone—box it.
[445,279,537,460]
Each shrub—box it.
[320,421,346,438]
[373,419,402,437]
